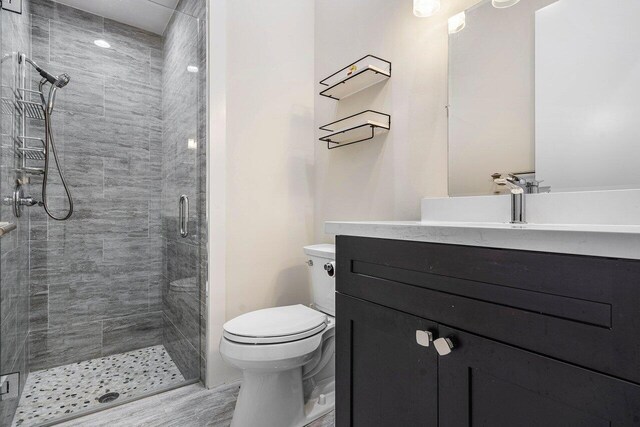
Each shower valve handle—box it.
[19,197,39,207]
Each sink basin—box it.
[421,189,640,226]
[325,190,640,260]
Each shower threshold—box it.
[12,345,186,427]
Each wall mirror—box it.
[447,0,640,196]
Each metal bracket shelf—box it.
[319,110,391,150]
[319,55,391,101]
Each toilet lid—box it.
[223,305,327,344]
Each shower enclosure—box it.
[0,0,207,425]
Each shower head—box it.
[23,56,71,88]
[53,73,71,88]
[37,67,71,88]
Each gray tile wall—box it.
[161,0,206,383]
[0,1,33,425]
[28,0,166,370]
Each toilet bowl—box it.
[220,244,336,427]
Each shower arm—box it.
[22,56,65,114]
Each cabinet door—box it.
[336,294,438,427]
[438,326,640,427]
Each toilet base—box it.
[231,369,335,427]
[302,377,335,426]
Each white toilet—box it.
[220,244,336,427]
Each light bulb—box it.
[448,12,466,34]
[492,0,521,9]
[413,0,441,17]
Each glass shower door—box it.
[0,0,207,425]
[1,4,32,425]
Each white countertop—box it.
[325,220,640,260]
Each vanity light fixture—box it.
[187,65,199,73]
[492,0,521,8]
[93,39,111,49]
[448,12,466,34]
[413,0,441,17]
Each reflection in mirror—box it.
[448,0,640,196]
[448,0,557,196]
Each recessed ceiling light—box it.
[187,65,199,73]
[94,39,111,49]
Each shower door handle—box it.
[179,195,189,238]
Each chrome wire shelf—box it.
[16,88,45,120]
[1,85,16,115]
[16,99,45,120]
[1,97,14,115]
[16,166,44,175]
[16,136,45,160]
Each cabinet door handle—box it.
[434,337,454,356]
[179,195,189,238]
[416,330,433,347]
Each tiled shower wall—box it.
[27,0,166,370]
[0,3,33,424]
[161,0,207,381]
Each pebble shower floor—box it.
[12,345,185,426]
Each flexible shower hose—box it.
[42,108,73,221]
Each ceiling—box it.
[51,0,180,35]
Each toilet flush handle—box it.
[324,262,335,277]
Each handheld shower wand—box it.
[23,56,74,221]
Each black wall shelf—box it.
[319,110,390,150]
[319,55,391,101]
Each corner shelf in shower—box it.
[319,55,391,100]
[319,110,390,150]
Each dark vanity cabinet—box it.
[335,236,640,426]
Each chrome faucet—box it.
[492,174,528,224]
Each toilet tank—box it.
[304,244,336,316]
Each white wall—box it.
[535,0,640,192]
[207,0,315,386]
[225,0,315,321]
[313,0,479,240]
[208,0,483,385]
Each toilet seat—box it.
[223,304,328,345]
